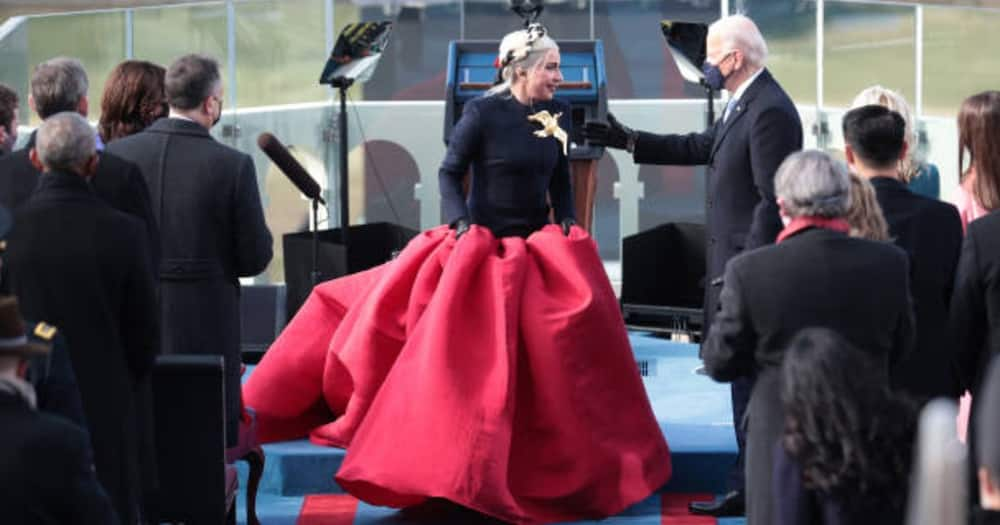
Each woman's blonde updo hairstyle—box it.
[851,85,919,183]
[486,24,558,97]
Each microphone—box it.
[257,132,325,204]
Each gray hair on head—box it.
[165,53,221,111]
[35,111,96,174]
[486,26,558,97]
[709,14,768,67]
[31,57,89,120]
[776,150,851,218]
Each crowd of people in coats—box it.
[0,55,271,523]
[0,17,999,524]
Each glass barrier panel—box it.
[465,0,592,41]
[922,5,1000,118]
[822,2,915,109]
[737,0,817,106]
[234,0,329,107]
[0,17,31,142]
[132,3,228,81]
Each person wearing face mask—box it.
[584,14,802,517]
[242,24,671,524]
[106,53,273,455]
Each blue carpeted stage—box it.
[236,332,745,524]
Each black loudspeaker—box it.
[282,222,419,321]
[621,222,706,336]
[239,284,286,363]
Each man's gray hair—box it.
[775,150,851,218]
[165,54,220,111]
[35,112,96,173]
[709,14,768,67]
[31,57,88,120]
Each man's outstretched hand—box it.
[582,113,636,152]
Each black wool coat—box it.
[631,69,802,332]
[107,117,273,445]
[703,227,915,525]
[5,171,158,525]
[0,131,159,266]
[951,210,1000,495]
[870,176,963,400]
[0,389,120,525]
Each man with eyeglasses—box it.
[584,14,803,519]
[106,53,273,455]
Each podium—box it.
[282,222,418,321]
[443,40,607,231]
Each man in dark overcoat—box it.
[702,150,915,525]
[4,112,158,524]
[843,105,963,401]
[952,204,1000,509]
[0,57,157,265]
[0,295,119,525]
[106,53,273,446]
[584,14,802,515]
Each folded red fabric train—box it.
[243,224,671,524]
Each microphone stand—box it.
[331,75,354,276]
[701,79,715,128]
[311,197,321,286]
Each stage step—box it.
[239,333,737,500]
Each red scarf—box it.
[776,216,851,244]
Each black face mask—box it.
[702,52,734,91]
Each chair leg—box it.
[244,446,264,525]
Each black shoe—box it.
[687,490,745,517]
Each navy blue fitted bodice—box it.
[439,94,575,234]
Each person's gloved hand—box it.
[582,113,637,152]
[451,218,470,240]
[560,218,576,236]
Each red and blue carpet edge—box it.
[295,493,724,524]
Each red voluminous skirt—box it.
[243,225,671,523]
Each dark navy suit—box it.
[631,68,802,495]
[440,95,575,234]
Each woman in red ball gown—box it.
[243,24,671,524]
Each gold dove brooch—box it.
[527,110,568,156]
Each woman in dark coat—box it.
[244,24,671,524]
[775,328,917,525]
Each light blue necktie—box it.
[722,97,738,123]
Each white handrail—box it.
[0,16,26,44]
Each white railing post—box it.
[124,9,134,59]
